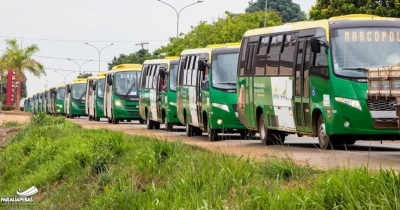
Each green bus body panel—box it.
[112,95,140,119]
[177,86,190,124]
[204,88,245,129]
[95,97,105,118]
[164,90,180,124]
[55,99,65,114]
[70,99,86,116]
[139,89,151,120]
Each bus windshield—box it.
[71,83,86,100]
[211,52,239,89]
[115,71,141,96]
[57,88,65,100]
[169,64,178,91]
[331,27,400,78]
[97,78,105,98]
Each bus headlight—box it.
[212,103,230,112]
[72,101,78,108]
[115,100,123,107]
[335,97,362,111]
[97,101,103,108]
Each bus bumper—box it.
[325,102,400,139]
[114,107,141,120]
[96,107,105,118]
[209,109,246,130]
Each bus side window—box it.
[266,36,280,75]
[313,38,328,67]
[239,38,249,76]
[280,33,297,75]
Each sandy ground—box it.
[2,112,400,170]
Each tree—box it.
[108,49,160,70]
[309,0,400,20]
[245,0,307,22]
[0,39,45,109]
[77,72,93,78]
[155,11,283,56]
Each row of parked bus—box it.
[24,14,400,149]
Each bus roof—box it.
[243,14,398,39]
[111,64,143,72]
[181,42,241,56]
[72,78,87,84]
[143,57,179,65]
[55,83,66,88]
[96,71,107,77]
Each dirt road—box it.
[2,113,400,170]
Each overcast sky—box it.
[0,0,315,98]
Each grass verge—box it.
[0,113,399,209]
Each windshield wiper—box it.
[217,82,236,85]
[78,92,86,100]
[341,67,368,72]
[124,82,136,97]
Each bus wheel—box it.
[165,117,173,131]
[186,121,193,137]
[108,118,112,123]
[195,128,203,136]
[207,123,218,141]
[89,116,93,121]
[317,115,334,150]
[154,122,160,129]
[139,119,144,124]
[146,116,154,129]
[112,118,119,124]
[259,116,272,146]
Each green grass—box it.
[1,112,400,209]
[2,120,22,128]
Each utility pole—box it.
[136,42,149,50]
[264,0,268,27]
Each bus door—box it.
[245,41,258,129]
[196,57,206,128]
[157,67,167,121]
[294,37,312,132]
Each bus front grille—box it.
[232,104,237,112]
[366,100,396,111]
[373,118,398,128]
[125,104,138,109]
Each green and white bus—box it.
[139,57,180,130]
[86,72,106,121]
[43,88,52,114]
[237,14,400,149]
[176,43,247,141]
[53,83,66,115]
[37,89,44,113]
[32,94,37,114]
[64,78,87,118]
[104,64,144,124]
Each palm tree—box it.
[0,39,46,109]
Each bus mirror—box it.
[198,60,210,72]
[159,69,167,78]
[108,77,113,85]
[310,38,321,53]
[93,83,96,90]
[310,37,329,54]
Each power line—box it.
[0,35,169,43]
[0,50,111,62]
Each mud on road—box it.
[2,113,400,170]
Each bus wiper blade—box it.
[342,67,368,72]
[217,82,236,85]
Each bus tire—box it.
[154,122,160,129]
[112,118,119,124]
[317,115,334,150]
[108,118,112,123]
[146,116,154,129]
[165,117,173,131]
[186,121,193,137]
[89,115,93,121]
[139,119,144,124]
[195,127,203,136]
[259,115,272,146]
[207,122,218,141]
